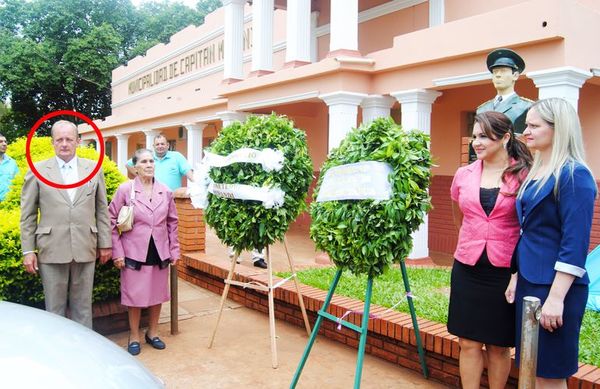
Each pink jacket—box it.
[109,178,180,262]
[450,160,521,268]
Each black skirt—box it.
[447,250,516,347]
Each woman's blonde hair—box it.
[518,97,593,198]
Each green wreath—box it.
[205,114,313,253]
[310,117,432,278]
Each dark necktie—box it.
[493,95,503,109]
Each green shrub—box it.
[310,118,432,278]
[0,136,125,304]
[0,209,44,305]
[205,114,313,252]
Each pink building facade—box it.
[80,0,600,258]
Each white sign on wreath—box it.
[316,161,393,202]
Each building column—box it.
[251,0,273,75]
[319,91,367,151]
[223,0,246,82]
[429,0,445,27]
[361,95,396,125]
[329,0,359,56]
[184,123,206,171]
[310,11,320,63]
[217,111,248,127]
[527,66,592,111]
[285,0,311,66]
[143,129,161,150]
[391,89,442,259]
[115,134,130,176]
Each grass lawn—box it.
[279,266,600,368]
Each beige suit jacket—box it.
[20,157,112,264]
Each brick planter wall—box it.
[177,254,600,389]
[429,175,457,254]
[173,188,205,253]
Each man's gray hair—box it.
[51,120,79,139]
[132,148,153,165]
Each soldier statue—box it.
[477,48,533,134]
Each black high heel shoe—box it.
[145,333,166,350]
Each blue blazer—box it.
[515,162,596,285]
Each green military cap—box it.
[486,48,525,73]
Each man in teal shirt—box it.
[0,133,18,201]
[126,135,193,191]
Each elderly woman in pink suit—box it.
[448,111,532,389]
[109,148,180,356]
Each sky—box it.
[130,0,199,9]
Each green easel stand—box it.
[290,261,428,388]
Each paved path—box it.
[108,279,448,388]
[107,227,452,388]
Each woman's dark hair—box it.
[132,148,153,165]
[474,111,532,186]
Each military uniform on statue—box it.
[477,48,533,134]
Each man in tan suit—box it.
[20,120,112,328]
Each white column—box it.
[361,95,396,125]
[310,11,320,63]
[429,0,445,27]
[223,0,246,81]
[184,123,206,171]
[251,0,273,73]
[330,0,358,53]
[217,111,248,127]
[115,134,130,176]
[391,89,442,133]
[391,89,442,259]
[143,129,161,150]
[527,66,592,112]
[319,91,367,151]
[286,0,311,64]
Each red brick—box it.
[370,345,398,364]
[580,368,600,387]
[366,336,383,348]
[397,355,423,372]
[423,355,443,371]
[442,360,460,376]
[428,367,461,388]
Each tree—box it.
[0,0,219,141]
[129,0,202,58]
[196,0,221,18]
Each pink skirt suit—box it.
[109,178,180,308]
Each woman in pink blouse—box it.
[448,111,532,389]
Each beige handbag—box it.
[117,181,135,233]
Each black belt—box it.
[124,257,170,271]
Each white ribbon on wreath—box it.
[203,148,284,172]
[188,147,286,209]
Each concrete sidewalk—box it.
[107,279,448,388]
[107,227,452,387]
